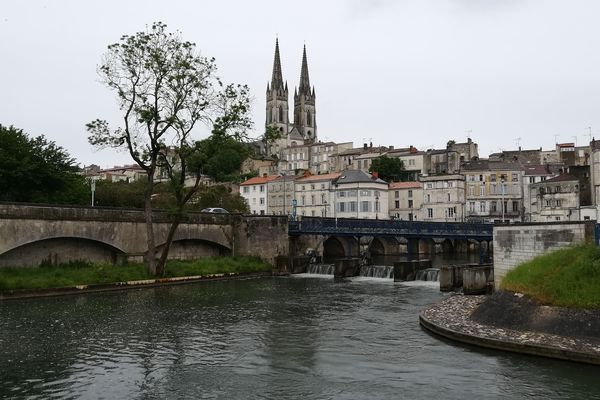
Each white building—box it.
[331,170,389,220]
[239,175,279,215]
[529,174,581,222]
[294,172,341,217]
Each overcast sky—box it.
[2,0,600,167]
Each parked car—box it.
[201,207,229,214]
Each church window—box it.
[307,111,312,126]
[279,106,284,123]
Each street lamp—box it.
[375,194,379,219]
[323,199,328,217]
[88,176,97,207]
[501,177,505,223]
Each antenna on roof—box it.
[515,137,522,148]
[465,129,472,139]
[553,134,559,144]
[572,136,578,146]
[587,127,592,143]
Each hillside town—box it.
[82,40,600,224]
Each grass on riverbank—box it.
[0,257,272,292]
[501,244,600,309]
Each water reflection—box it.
[1,278,599,399]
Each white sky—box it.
[2,0,600,168]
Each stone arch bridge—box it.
[0,204,289,267]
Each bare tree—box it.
[87,22,252,275]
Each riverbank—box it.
[420,292,600,365]
[0,257,272,299]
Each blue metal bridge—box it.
[288,217,493,241]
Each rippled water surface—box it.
[1,277,599,399]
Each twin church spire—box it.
[266,39,316,142]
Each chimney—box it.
[263,173,267,178]
[363,143,368,150]
[369,141,373,149]
[389,145,394,150]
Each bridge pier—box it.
[407,238,419,260]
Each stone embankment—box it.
[420,291,600,365]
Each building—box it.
[529,174,581,222]
[461,160,524,223]
[388,181,423,221]
[331,170,389,219]
[294,172,341,217]
[308,141,353,174]
[522,164,557,222]
[239,175,279,215]
[265,39,317,156]
[386,146,425,181]
[267,174,298,216]
[420,174,465,222]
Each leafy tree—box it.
[94,179,146,208]
[191,185,249,213]
[195,132,250,182]
[0,124,88,204]
[86,22,252,276]
[369,155,406,182]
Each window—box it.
[260,198,265,205]
[301,195,305,205]
[339,191,346,198]
[395,191,400,198]
[503,201,508,213]
[395,200,400,208]
[311,210,315,216]
[426,183,433,189]
[302,185,305,191]
[349,201,357,212]
[260,210,265,215]
[427,208,433,218]
[360,190,371,196]
[469,201,475,212]
[469,186,475,196]
[243,187,249,193]
[408,200,413,208]
[512,173,518,182]
[529,177,535,183]
[480,185,485,196]
[447,193,451,202]
[361,201,370,212]
[321,184,325,189]
[512,201,519,212]
[491,201,497,212]
[253,186,256,191]
[357,160,362,169]
[447,182,453,188]
[426,194,431,203]
[545,199,552,207]
[448,207,455,218]
[408,190,413,198]
[321,193,326,204]
[479,175,483,181]
[260,185,264,192]
[311,184,315,190]
[311,195,315,205]
[480,201,486,212]
[348,190,357,197]
[556,200,562,207]
[490,174,496,182]
[339,202,346,212]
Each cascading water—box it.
[359,265,394,279]
[306,264,334,275]
[415,268,440,282]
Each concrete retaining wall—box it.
[493,221,596,287]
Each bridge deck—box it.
[289,217,493,240]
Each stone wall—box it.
[233,215,289,265]
[493,221,596,287]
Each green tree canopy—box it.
[368,155,406,182]
[0,124,87,204]
[194,133,250,182]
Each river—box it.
[1,276,599,399]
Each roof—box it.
[334,169,387,185]
[522,165,554,176]
[461,160,524,172]
[389,181,422,189]
[240,175,280,186]
[296,172,342,182]
[543,174,579,183]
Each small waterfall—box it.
[415,268,440,282]
[307,264,334,275]
[359,265,394,279]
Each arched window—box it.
[307,110,312,126]
[279,106,284,123]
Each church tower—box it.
[293,45,317,142]
[265,39,289,136]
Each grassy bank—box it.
[501,244,600,308]
[0,257,272,292]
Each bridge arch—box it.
[323,236,358,261]
[0,236,126,267]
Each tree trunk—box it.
[156,218,181,277]
[144,178,157,276]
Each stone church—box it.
[265,39,317,157]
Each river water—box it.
[1,277,599,399]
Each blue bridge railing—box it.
[288,217,493,240]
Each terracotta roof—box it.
[389,182,422,189]
[296,172,341,182]
[240,175,280,186]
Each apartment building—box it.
[331,170,389,219]
[294,173,341,217]
[420,174,465,222]
[529,174,581,222]
[239,175,279,215]
[267,174,298,216]
[388,181,423,221]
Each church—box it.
[265,39,317,158]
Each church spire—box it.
[271,38,284,91]
[298,45,311,96]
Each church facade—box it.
[265,39,317,158]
